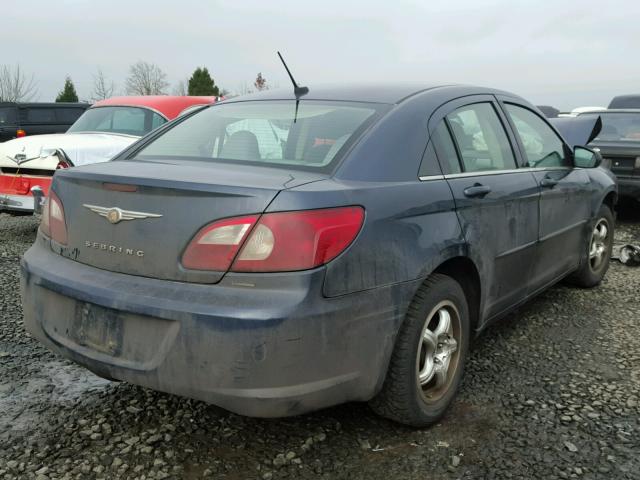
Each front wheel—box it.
[570,204,614,287]
[369,274,470,427]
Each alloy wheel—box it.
[589,218,610,272]
[416,300,461,403]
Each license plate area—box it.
[71,302,123,356]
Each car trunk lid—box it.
[51,160,325,283]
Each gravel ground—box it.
[0,210,638,480]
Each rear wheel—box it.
[370,274,470,427]
[570,204,614,287]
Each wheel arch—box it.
[373,254,482,398]
[432,256,482,335]
[602,190,617,212]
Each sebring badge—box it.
[83,204,162,224]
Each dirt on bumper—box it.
[20,238,416,418]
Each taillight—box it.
[16,129,26,138]
[181,207,364,273]
[56,160,70,169]
[182,215,259,271]
[40,198,51,237]
[39,190,68,245]
[16,178,30,195]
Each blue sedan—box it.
[21,84,617,426]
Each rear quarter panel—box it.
[268,178,464,298]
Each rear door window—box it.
[55,108,86,124]
[0,107,17,125]
[505,104,569,168]
[431,121,461,174]
[25,108,56,123]
[447,103,516,172]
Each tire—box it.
[570,204,614,288]
[369,273,470,427]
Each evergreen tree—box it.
[188,67,219,96]
[55,76,79,102]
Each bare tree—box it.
[254,72,268,91]
[0,64,38,102]
[237,83,254,96]
[172,79,188,96]
[125,61,168,95]
[91,68,116,101]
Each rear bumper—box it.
[0,174,52,213]
[21,238,419,417]
[0,193,35,213]
[616,176,640,199]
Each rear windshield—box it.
[68,106,166,136]
[583,112,640,142]
[133,100,382,172]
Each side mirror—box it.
[573,145,601,168]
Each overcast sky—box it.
[4,0,639,110]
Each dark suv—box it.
[608,95,640,109]
[0,102,89,142]
[578,109,640,199]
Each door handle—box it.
[540,176,558,188]
[463,184,492,198]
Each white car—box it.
[0,95,218,214]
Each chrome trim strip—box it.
[442,166,572,180]
[444,169,521,179]
[527,166,572,172]
[418,166,572,181]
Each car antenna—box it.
[277,51,308,97]
[277,51,308,122]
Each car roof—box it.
[225,83,516,105]
[92,96,219,120]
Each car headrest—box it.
[220,131,260,160]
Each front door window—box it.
[505,104,569,168]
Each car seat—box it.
[220,131,261,160]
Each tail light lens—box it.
[40,190,68,245]
[181,207,364,273]
[40,198,51,236]
[182,215,259,271]
[16,129,26,138]
[16,178,30,195]
[233,207,364,272]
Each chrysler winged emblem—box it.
[83,204,162,224]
